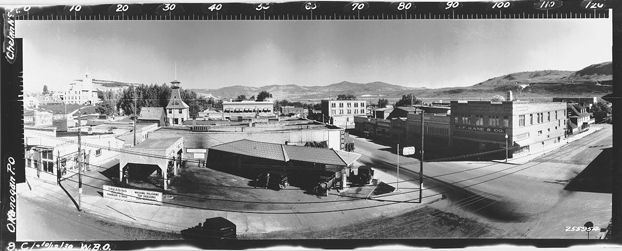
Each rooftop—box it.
[133,137,183,150]
[139,107,165,120]
[210,139,357,166]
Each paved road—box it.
[17,182,182,241]
[352,124,612,238]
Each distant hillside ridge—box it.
[565,61,612,82]
[192,81,416,100]
[473,61,612,87]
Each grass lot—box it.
[243,206,502,239]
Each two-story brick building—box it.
[450,100,567,158]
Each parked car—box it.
[313,172,337,196]
[255,171,289,190]
[181,217,237,240]
[349,166,374,186]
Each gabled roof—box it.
[210,139,286,161]
[282,145,345,166]
[210,139,357,166]
[139,107,164,120]
[567,103,590,118]
[334,150,362,166]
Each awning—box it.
[335,150,361,166]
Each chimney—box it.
[507,91,513,101]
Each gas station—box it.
[119,137,184,190]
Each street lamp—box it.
[505,134,508,163]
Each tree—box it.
[491,95,506,102]
[96,101,116,116]
[337,94,356,100]
[256,91,272,101]
[115,83,209,118]
[592,100,612,113]
[213,99,223,109]
[116,86,139,116]
[377,98,389,108]
[42,85,49,95]
[395,94,421,107]
[236,95,247,102]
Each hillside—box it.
[190,61,612,102]
[565,61,612,84]
[473,70,574,87]
[191,81,415,100]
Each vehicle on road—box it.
[181,217,237,240]
[349,166,374,186]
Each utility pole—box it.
[77,106,82,211]
[133,85,137,146]
[505,134,509,163]
[419,110,424,203]
[396,143,400,191]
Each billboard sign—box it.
[402,146,416,156]
[103,185,162,205]
[456,125,505,134]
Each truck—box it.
[349,166,374,186]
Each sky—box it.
[17,18,612,93]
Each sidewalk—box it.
[18,167,443,237]
[505,126,603,165]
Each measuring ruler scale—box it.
[5,1,612,20]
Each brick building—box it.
[450,100,567,158]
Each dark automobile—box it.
[349,166,374,185]
[255,171,289,190]
[181,217,237,240]
[312,172,337,196]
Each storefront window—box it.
[42,150,54,173]
[489,116,499,127]
[475,115,484,126]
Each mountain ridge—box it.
[189,61,614,101]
